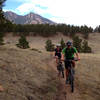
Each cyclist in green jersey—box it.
[61,41,80,84]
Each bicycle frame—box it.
[57,58,64,78]
[65,59,75,92]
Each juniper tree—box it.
[0,33,4,45]
[72,36,82,52]
[60,38,65,49]
[16,35,29,49]
[45,39,54,51]
[82,40,92,53]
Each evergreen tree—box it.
[60,38,65,49]
[0,0,6,32]
[72,36,82,52]
[16,35,30,49]
[84,32,89,39]
[45,39,54,51]
[0,0,6,23]
[82,40,92,53]
[0,0,5,44]
[94,25,100,33]
[0,32,4,45]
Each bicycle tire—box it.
[62,70,64,78]
[71,80,74,92]
[70,68,74,92]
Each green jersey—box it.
[62,47,77,59]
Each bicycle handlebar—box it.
[61,58,79,62]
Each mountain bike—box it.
[64,59,78,93]
[57,58,64,78]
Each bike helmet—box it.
[66,41,72,46]
[56,44,61,47]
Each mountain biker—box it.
[54,44,62,64]
[61,41,80,84]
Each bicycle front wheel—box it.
[62,71,64,78]
[70,69,74,92]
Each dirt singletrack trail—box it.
[54,78,82,100]
[49,54,82,100]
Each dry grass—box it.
[1,33,100,100]
[4,33,71,51]
[88,33,100,54]
[75,53,100,100]
[74,33,100,100]
[0,46,58,100]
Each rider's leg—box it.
[65,69,69,80]
[55,55,58,63]
[72,60,75,68]
[72,61,75,74]
[65,61,69,83]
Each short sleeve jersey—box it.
[55,48,62,57]
[62,47,77,59]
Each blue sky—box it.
[3,0,100,28]
[3,0,51,17]
[4,0,22,12]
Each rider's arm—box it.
[75,52,80,60]
[61,53,64,61]
[53,48,56,57]
[53,51,55,57]
[73,47,80,60]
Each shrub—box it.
[0,33,4,45]
[60,38,65,49]
[82,40,92,53]
[45,39,54,51]
[16,35,29,49]
[72,36,82,52]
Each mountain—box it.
[4,11,55,25]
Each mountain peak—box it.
[29,12,34,14]
[4,11,55,25]
[5,11,17,15]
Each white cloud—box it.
[16,3,35,15]
[13,0,100,27]
[3,9,16,13]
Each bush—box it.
[0,33,4,45]
[72,36,82,52]
[82,40,92,53]
[31,48,42,53]
[72,36,92,53]
[45,39,54,51]
[60,38,65,49]
[16,35,30,49]
[83,33,89,39]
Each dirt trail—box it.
[48,55,82,100]
[54,79,82,100]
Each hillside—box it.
[0,45,59,100]
[0,33,100,100]
[4,11,55,25]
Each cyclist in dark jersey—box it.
[61,41,80,84]
[54,44,62,64]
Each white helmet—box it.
[56,44,61,47]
